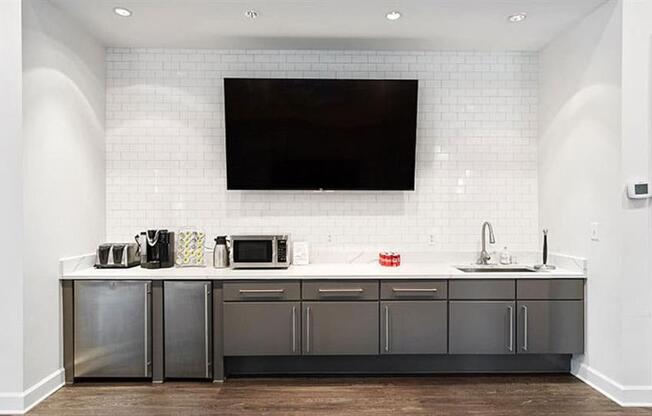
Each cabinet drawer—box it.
[223,281,300,301]
[517,279,584,300]
[381,280,447,300]
[302,280,379,300]
[449,280,515,300]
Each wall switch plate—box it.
[590,223,599,241]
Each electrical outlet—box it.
[590,223,599,241]
[429,234,436,245]
[327,234,332,243]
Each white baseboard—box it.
[0,393,22,416]
[572,362,652,407]
[0,368,64,414]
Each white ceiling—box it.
[49,0,609,51]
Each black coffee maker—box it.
[137,230,175,269]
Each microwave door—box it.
[233,239,275,267]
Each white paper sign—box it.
[293,241,309,265]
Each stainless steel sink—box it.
[456,266,537,273]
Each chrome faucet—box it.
[477,221,496,265]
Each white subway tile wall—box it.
[106,48,538,252]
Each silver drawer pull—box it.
[508,305,514,352]
[291,306,297,353]
[204,284,210,378]
[144,283,150,376]
[392,288,438,293]
[317,288,364,293]
[239,289,285,294]
[522,305,529,352]
[306,306,311,353]
[385,305,390,352]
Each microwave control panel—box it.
[277,239,288,263]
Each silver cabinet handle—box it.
[292,306,297,353]
[204,284,210,378]
[144,283,150,376]
[239,289,285,294]
[507,305,514,352]
[384,305,390,352]
[317,288,364,293]
[522,305,528,352]
[392,288,438,293]
[306,306,311,353]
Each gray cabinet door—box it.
[380,301,447,354]
[223,302,300,356]
[449,301,516,355]
[517,301,584,354]
[164,281,212,378]
[74,281,151,378]
[303,302,379,355]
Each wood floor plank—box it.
[27,375,652,416]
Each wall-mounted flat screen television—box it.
[224,78,418,191]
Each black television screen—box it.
[224,78,418,191]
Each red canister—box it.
[392,252,401,267]
[379,252,391,267]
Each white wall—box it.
[106,49,539,254]
[619,0,652,395]
[0,0,25,406]
[541,0,652,406]
[22,0,105,395]
[539,0,623,394]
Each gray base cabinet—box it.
[74,281,152,378]
[380,301,447,354]
[164,281,212,378]
[63,277,585,383]
[223,302,300,356]
[303,302,379,355]
[449,301,516,355]
[517,301,584,354]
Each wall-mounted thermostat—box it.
[627,181,651,199]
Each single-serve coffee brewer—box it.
[137,230,175,269]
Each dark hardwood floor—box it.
[28,375,652,416]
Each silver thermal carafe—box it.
[138,230,175,269]
[213,236,229,268]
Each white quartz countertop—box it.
[61,262,586,280]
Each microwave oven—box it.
[228,235,290,269]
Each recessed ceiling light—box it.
[113,7,132,17]
[508,12,527,23]
[386,11,401,21]
[245,10,258,19]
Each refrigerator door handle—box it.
[145,282,151,376]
